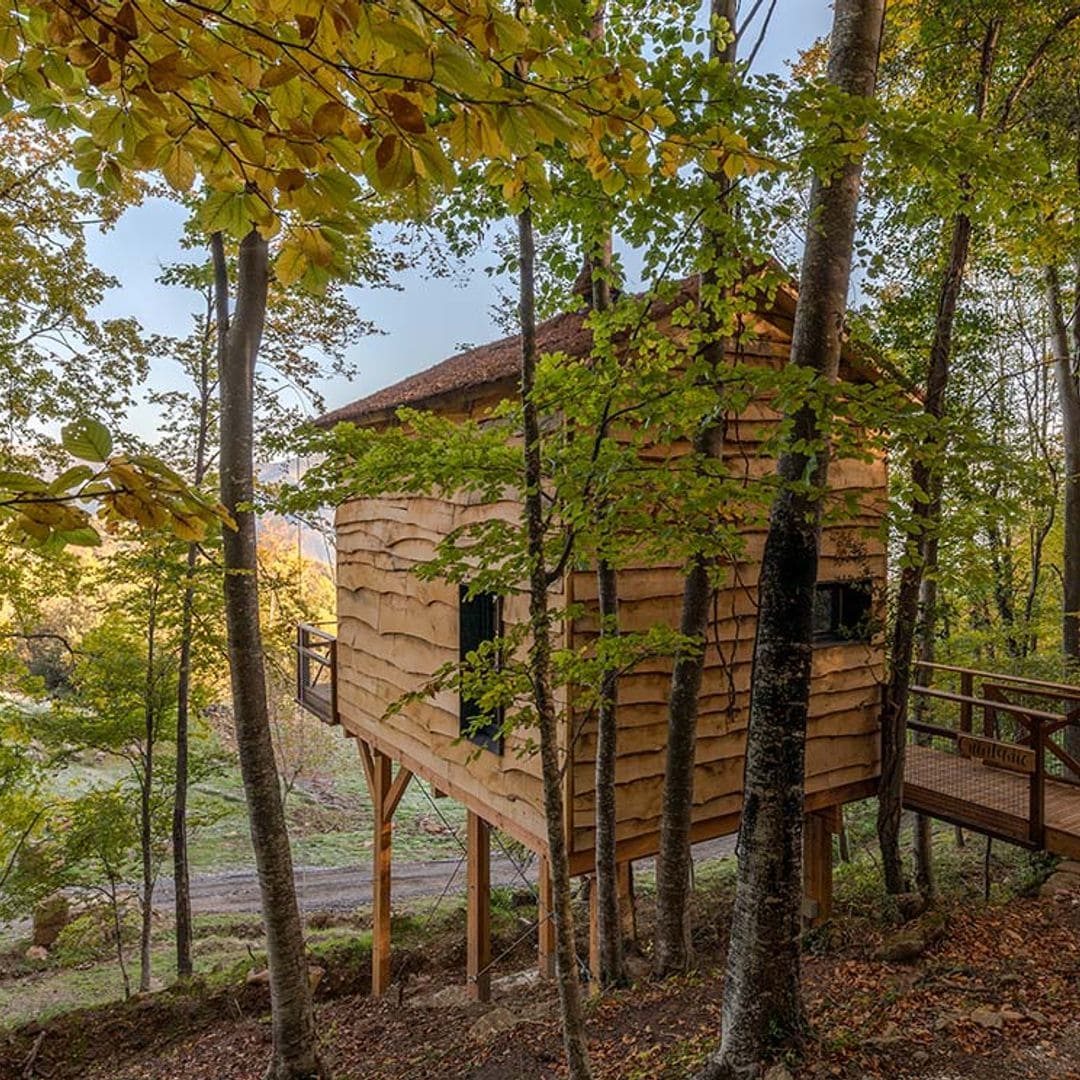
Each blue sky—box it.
[85,4,833,441]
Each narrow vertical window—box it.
[459,586,504,753]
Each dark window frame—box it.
[813,579,874,645]
[458,585,504,754]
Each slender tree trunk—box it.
[174,318,212,980]
[214,230,322,1080]
[595,558,625,990]
[108,877,131,1001]
[877,19,1000,895]
[696,3,884,1075]
[653,0,736,979]
[518,207,593,1079]
[172,546,197,979]
[1045,264,1080,767]
[139,587,158,994]
[912,536,938,900]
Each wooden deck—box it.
[905,743,1080,859]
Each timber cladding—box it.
[329,290,888,869]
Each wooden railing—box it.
[907,661,1080,847]
[296,623,338,725]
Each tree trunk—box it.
[877,19,1000,895]
[174,315,212,980]
[912,540,938,900]
[653,0,735,980]
[696,2,884,1075]
[594,557,625,987]
[172,546,197,980]
[139,585,158,995]
[1045,264,1080,767]
[518,207,593,1079]
[214,230,322,1080]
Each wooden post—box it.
[1030,716,1045,848]
[537,855,556,979]
[802,811,834,929]
[467,811,491,1002]
[369,744,392,996]
[960,669,973,734]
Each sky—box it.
[83,3,834,442]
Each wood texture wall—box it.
[333,318,887,867]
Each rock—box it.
[875,911,947,963]
[468,1007,518,1042]
[763,1066,793,1080]
[875,928,926,963]
[32,896,70,948]
[1055,859,1080,876]
[912,1050,930,1065]
[1000,1009,1025,1022]
[969,1007,1004,1030]
[246,968,270,985]
[308,965,325,992]
[1039,872,1080,897]
[24,944,48,962]
[492,968,541,993]
[1026,1010,1049,1025]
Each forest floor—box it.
[3,818,1080,1080]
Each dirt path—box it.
[154,836,737,915]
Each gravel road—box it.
[152,835,738,915]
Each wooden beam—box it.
[385,766,414,821]
[803,811,833,929]
[467,811,491,1003]
[371,748,392,996]
[356,737,375,794]
[537,856,556,979]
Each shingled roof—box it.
[317,305,596,427]
[316,276,876,428]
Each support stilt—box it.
[467,811,491,1002]
[803,809,835,929]
[537,855,556,979]
[617,860,636,944]
[369,744,393,996]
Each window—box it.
[458,586,504,753]
[813,580,873,644]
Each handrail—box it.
[909,684,1060,724]
[296,623,338,725]
[915,660,1080,699]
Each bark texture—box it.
[696,2,884,1075]
[652,0,735,979]
[214,231,322,1080]
[1045,264,1080,767]
[519,207,593,1080]
[877,19,1000,895]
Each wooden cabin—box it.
[299,278,888,998]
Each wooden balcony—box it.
[296,623,338,725]
[903,661,1080,856]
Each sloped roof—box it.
[316,276,877,428]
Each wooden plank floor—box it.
[904,743,1080,857]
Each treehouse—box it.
[298,276,891,999]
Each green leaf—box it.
[61,418,113,463]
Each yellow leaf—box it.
[161,143,196,192]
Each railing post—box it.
[960,669,973,734]
[1029,715,1045,848]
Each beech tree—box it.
[695,1,885,1075]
